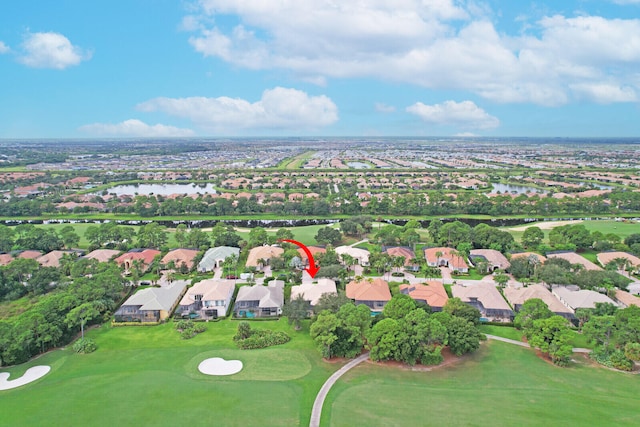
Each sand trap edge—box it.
[0,365,51,391]
[198,358,243,376]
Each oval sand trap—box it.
[0,365,51,391]
[198,358,243,376]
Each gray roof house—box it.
[178,279,235,319]
[234,281,284,318]
[198,246,240,272]
[452,282,514,322]
[114,281,187,323]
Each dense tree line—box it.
[309,294,483,365]
[0,262,127,366]
[3,184,640,218]
[581,304,640,371]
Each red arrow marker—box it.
[279,239,320,278]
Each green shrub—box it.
[73,338,97,354]
[420,346,444,365]
[235,321,251,340]
[591,347,634,371]
[610,350,634,371]
[175,319,207,339]
[233,323,290,349]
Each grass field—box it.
[324,340,640,427]
[0,319,338,427]
[505,220,640,245]
[0,319,633,426]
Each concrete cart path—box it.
[309,352,370,427]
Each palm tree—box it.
[392,255,405,274]
[435,250,443,267]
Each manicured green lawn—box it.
[0,319,338,427]
[324,341,640,427]
[478,324,523,341]
[1,319,635,426]
[505,220,639,245]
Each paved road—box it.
[309,352,370,427]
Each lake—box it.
[492,183,544,194]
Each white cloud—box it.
[375,102,396,113]
[185,2,640,106]
[79,119,195,137]
[406,100,500,130]
[0,41,9,54]
[19,32,90,69]
[569,83,637,103]
[611,0,640,4]
[137,87,338,131]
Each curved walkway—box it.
[309,352,370,427]
[485,334,592,353]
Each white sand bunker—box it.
[0,365,51,391]
[198,358,243,376]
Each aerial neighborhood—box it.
[1,140,640,425]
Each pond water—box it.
[491,183,544,194]
[102,183,218,196]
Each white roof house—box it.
[198,246,240,272]
[335,246,370,266]
[290,278,337,306]
[179,279,235,318]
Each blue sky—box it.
[1,0,640,138]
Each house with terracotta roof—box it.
[245,245,285,270]
[424,247,468,273]
[290,278,337,307]
[510,252,547,264]
[547,252,602,271]
[37,250,77,268]
[161,248,200,271]
[597,251,640,274]
[84,249,121,263]
[178,279,235,319]
[346,278,391,313]
[399,281,448,311]
[614,289,640,308]
[114,281,187,323]
[115,249,161,271]
[18,250,42,260]
[0,253,14,266]
[234,281,284,318]
[452,282,514,322]
[470,249,510,272]
[297,246,326,267]
[384,246,418,271]
[504,284,574,320]
[198,246,240,272]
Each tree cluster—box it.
[514,299,573,366]
[582,304,640,371]
[0,262,126,366]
